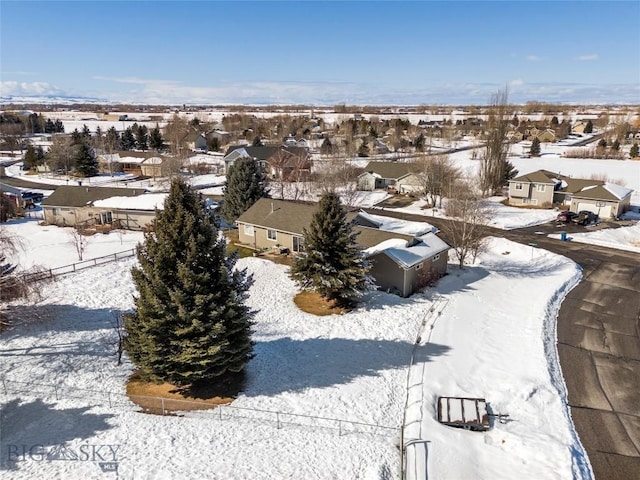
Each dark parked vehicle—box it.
[571,210,599,226]
[21,191,44,203]
[556,211,578,223]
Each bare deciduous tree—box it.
[440,181,492,269]
[68,227,89,261]
[109,310,127,366]
[409,154,461,208]
[46,135,75,173]
[480,87,512,196]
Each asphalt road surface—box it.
[365,208,640,480]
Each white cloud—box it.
[509,79,525,87]
[0,81,65,97]
[577,54,599,61]
[525,55,541,62]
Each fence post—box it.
[161,398,165,416]
[53,385,59,400]
[107,392,112,408]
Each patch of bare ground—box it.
[293,291,350,316]
[126,371,245,415]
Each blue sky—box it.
[1,1,638,105]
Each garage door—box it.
[577,202,611,218]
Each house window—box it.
[53,208,61,215]
[596,201,606,207]
[293,236,304,252]
[99,211,113,224]
[244,224,254,236]
[515,183,523,190]
[536,184,546,192]
[416,262,423,270]
[267,229,277,241]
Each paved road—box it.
[0,175,58,190]
[364,208,640,480]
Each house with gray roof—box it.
[223,145,311,179]
[508,169,632,217]
[357,161,423,194]
[236,198,449,297]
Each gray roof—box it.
[359,161,413,180]
[510,169,567,184]
[236,198,415,248]
[42,186,147,208]
[236,198,317,235]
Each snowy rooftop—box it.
[363,232,450,268]
[358,210,436,236]
[92,193,168,210]
[603,182,633,200]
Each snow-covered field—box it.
[0,216,600,480]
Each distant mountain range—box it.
[0,94,107,105]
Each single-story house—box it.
[41,186,154,230]
[97,151,156,176]
[206,129,231,146]
[223,145,312,179]
[357,161,423,193]
[508,169,632,217]
[236,198,450,297]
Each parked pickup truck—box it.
[571,210,599,226]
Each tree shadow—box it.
[0,398,115,470]
[242,336,451,397]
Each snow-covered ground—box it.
[1,217,597,480]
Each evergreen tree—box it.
[502,160,518,184]
[105,127,120,152]
[320,137,334,155]
[598,138,607,149]
[71,128,82,144]
[290,191,370,305]
[120,127,136,150]
[221,158,267,223]
[530,137,541,156]
[207,136,220,152]
[81,124,91,138]
[584,120,594,134]
[551,116,559,127]
[149,125,164,151]
[125,178,254,386]
[36,146,45,166]
[357,139,370,157]
[54,119,64,133]
[414,132,425,152]
[45,119,56,133]
[252,136,263,146]
[74,142,99,177]
[630,143,639,158]
[611,139,620,151]
[23,145,38,170]
[135,125,149,150]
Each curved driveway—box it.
[364,208,640,480]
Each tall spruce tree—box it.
[290,192,370,305]
[221,158,267,224]
[530,137,541,156]
[74,142,99,177]
[121,127,136,150]
[125,178,254,386]
[135,125,149,150]
[149,125,164,151]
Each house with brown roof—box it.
[97,151,157,176]
[41,186,153,229]
[235,198,450,297]
[357,161,423,193]
[508,169,632,217]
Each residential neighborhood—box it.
[1,2,639,480]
